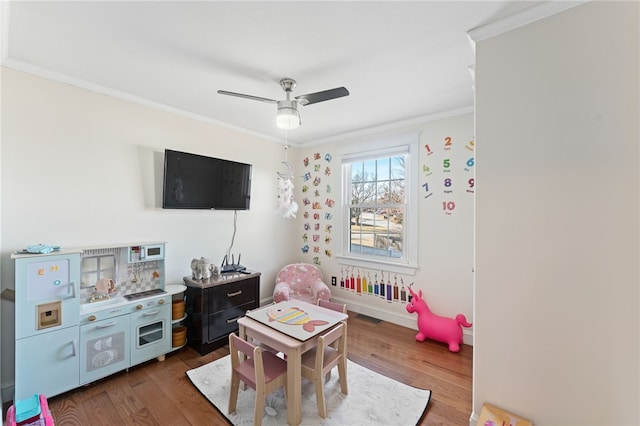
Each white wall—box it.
[0,68,300,395]
[0,68,475,400]
[474,2,639,425]
[294,113,475,338]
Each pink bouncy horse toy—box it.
[406,286,472,352]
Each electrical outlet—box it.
[331,276,337,286]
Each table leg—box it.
[238,325,247,391]
[287,346,302,426]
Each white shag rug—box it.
[186,355,431,425]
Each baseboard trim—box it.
[469,411,479,426]
[263,295,474,346]
[2,382,14,403]
[332,296,474,347]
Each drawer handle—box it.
[68,282,76,299]
[227,290,242,297]
[143,309,160,316]
[227,316,242,324]
[97,321,117,329]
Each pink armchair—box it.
[273,263,331,305]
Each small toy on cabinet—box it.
[406,286,472,352]
[190,257,211,280]
[191,258,200,279]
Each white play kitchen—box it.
[11,242,185,401]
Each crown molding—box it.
[1,58,284,145]
[305,105,474,147]
[1,1,11,63]
[467,1,589,43]
[2,58,473,149]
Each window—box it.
[347,155,405,258]
[337,133,419,274]
[81,254,117,289]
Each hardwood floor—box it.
[7,311,472,425]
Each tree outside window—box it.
[347,154,406,259]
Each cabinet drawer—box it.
[208,279,256,313]
[207,302,254,342]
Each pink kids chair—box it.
[228,333,288,425]
[273,263,331,304]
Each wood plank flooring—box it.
[6,311,472,425]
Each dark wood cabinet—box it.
[183,271,260,355]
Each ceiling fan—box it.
[217,78,349,130]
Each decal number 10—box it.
[442,201,456,211]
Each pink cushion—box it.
[273,263,331,304]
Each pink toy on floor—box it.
[406,286,472,352]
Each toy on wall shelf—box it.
[406,286,472,352]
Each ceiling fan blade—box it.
[295,87,349,106]
[217,90,277,104]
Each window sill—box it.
[335,255,418,276]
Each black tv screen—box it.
[162,149,252,210]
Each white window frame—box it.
[81,254,117,288]
[336,133,419,275]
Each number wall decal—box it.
[424,144,433,156]
[442,201,456,215]
[465,138,475,151]
[465,157,475,170]
[444,136,452,150]
[421,134,475,214]
[422,182,433,199]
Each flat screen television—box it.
[162,149,252,210]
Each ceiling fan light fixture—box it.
[276,100,301,129]
[219,78,348,131]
